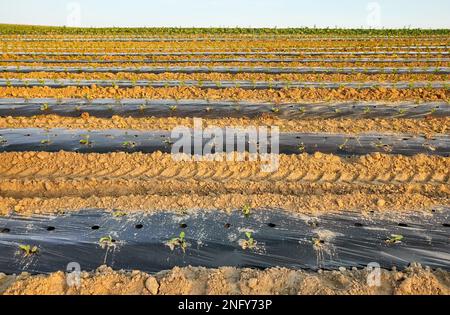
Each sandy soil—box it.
[1,264,449,295]
[3,71,447,83]
[5,38,448,49]
[0,86,448,102]
[0,152,447,215]
[0,115,447,135]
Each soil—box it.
[1,264,449,295]
[0,115,447,135]
[2,71,447,83]
[4,38,448,49]
[0,151,447,216]
[0,32,449,294]
[0,86,448,102]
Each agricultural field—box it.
[0,25,449,295]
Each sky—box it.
[0,0,449,29]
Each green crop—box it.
[242,204,251,217]
[19,244,39,257]
[385,234,404,244]
[167,231,187,252]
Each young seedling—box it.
[423,143,436,151]
[312,237,325,250]
[99,235,116,248]
[338,138,349,150]
[242,204,251,217]
[122,141,137,148]
[40,139,51,145]
[40,103,49,111]
[271,107,280,113]
[163,139,174,146]
[112,211,127,217]
[240,231,256,250]
[167,231,187,252]
[18,244,39,257]
[385,234,404,244]
[79,134,91,146]
[428,107,437,116]
[169,105,177,111]
[298,142,305,153]
[397,108,406,116]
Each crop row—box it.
[1,66,448,74]
[2,61,448,70]
[0,128,447,156]
[0,98,446,119]
[1,208,449,274]
[2,24,449,35]
[5,51,447,57]
[0,79,447,89]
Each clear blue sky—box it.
[0,0,449,28]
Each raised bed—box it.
[0,128,447,156]
[0,79,447,89]
[0,208,448,274]
[1,66,448,74]
[2,57,449,64]
[0,99,447,119]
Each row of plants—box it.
[15,206,407,258]
[1,78,447,89]
[2,24,449,36]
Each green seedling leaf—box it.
[298,142,305,153]
[242,204,251,217]
[79,135,91,145]
[112,211,127,217]
[122,141,137,148]
[167,231,187,252]
[240,231,256,250]
[99,235,113,244]
[385,234,404,244]
[19,244,39,257]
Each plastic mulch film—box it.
[0,99,447,119]
[0,208,449,274]
[0,79,447,89]
[1,58,449,64]
[1,66,448,74]
[0,128,447,156]
[4,51,449,57]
